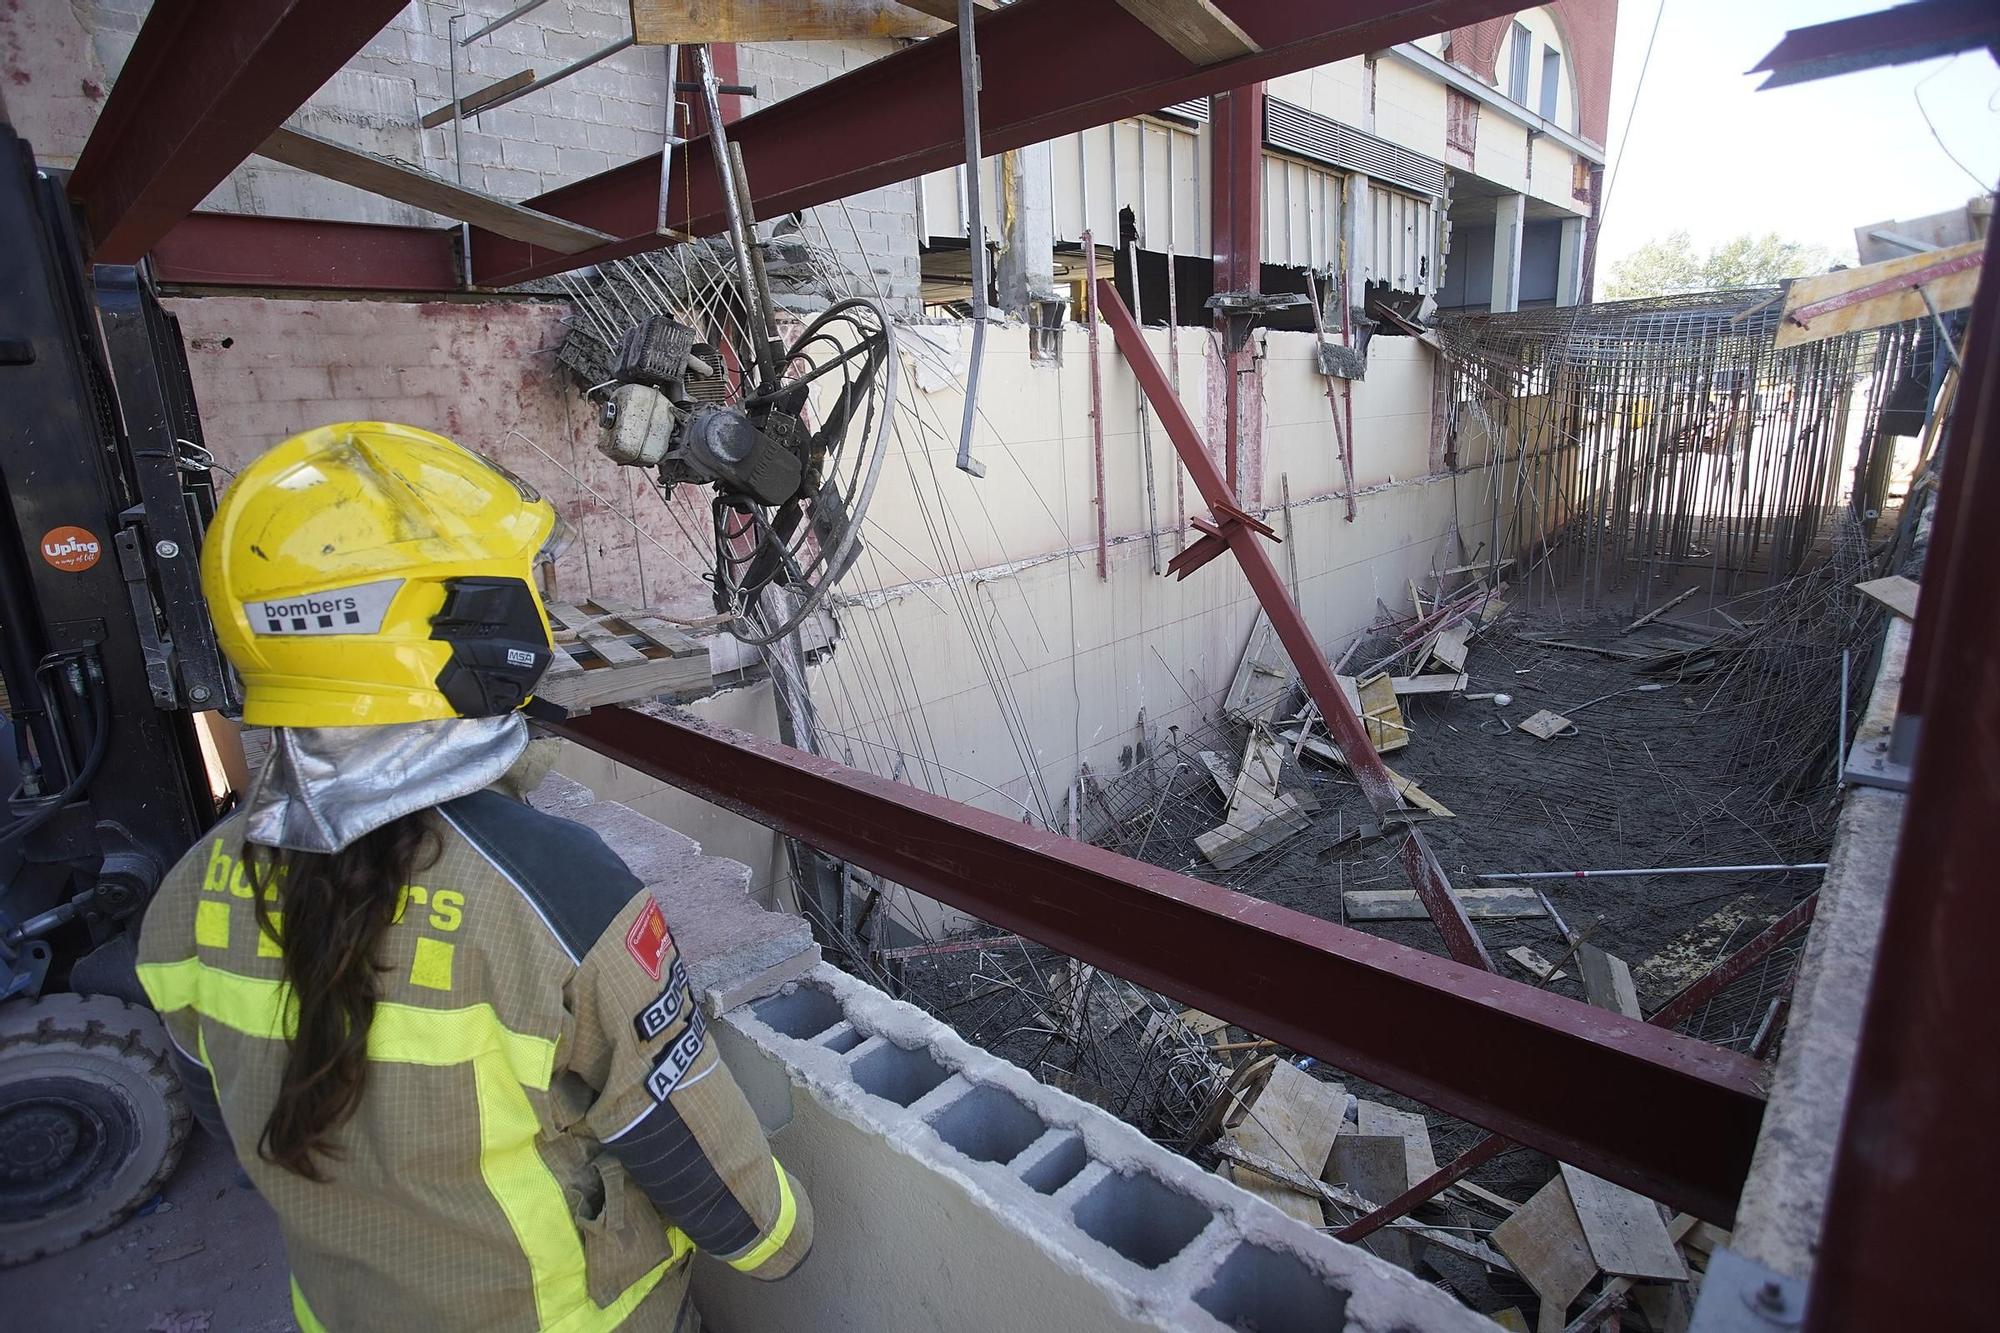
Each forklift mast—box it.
[0,123,236,1000]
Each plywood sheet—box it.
[1344,886,1546,921]
[1356,671,1410,753]
[1855,575,1919,621]
[1226,1062,1343,1229]
[1517,708,1577,740]
[1391,673,1468,695]
[1356,1101,1439,1183]
[1506,945,1568,983]
[1493,1176,1597,1333]
[1430,620,1471,672]
[1575,945,1643,1019]
[1224,609,1296,723]
[1775,239,1983,349]
[1328,1134,1413,1269]
[1558,1164,1688,1282]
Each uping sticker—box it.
[632,957,691,1042]
[40,526,102,572]
[644,1007,707,1102]
[624,898,673,981]
[247,578,403,637]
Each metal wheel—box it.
[0,992,190,1265]
[709,296,898,646]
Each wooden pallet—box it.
[540,600,712,714]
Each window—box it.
[1506,21,1531,102]
[1540,45,1561,121]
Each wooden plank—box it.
[1558,1164,1688,1282]
[1390,673,1468,695]
[1197,750,1235,800]
[1387,769,1454,818]
[1110,0,1260,65]
[535,652,711,713]
[543,643,587,681]
[1493,1176,1598,1333]
[576,620,649,666]
[1197,792,1312,869]
[1356,1100,1438,1184]
[1224,610,1295,723]
[1356,671,1409,753]
[1775,238,1983,349]
[1517,708,1577,740]
[1344,886,1546,922]
[1224,728,1286,828]
[1225,1061,1342,1229]
[1429,620,1471,672]
[419,68,535,129]
[604,606,703,657]
[256,127,615,254]
[1506,945,1569,983]
[1575,945,1643,1020]
[631,0,944,43]
[1449,1179,1523,1217]
[892,0,997,18]
[1855,574,1920,621]
[1328,1133,1415,1268]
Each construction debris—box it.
[1854,574,1919,620]
[1516,709,1577,741]
[1343,887,1547,922]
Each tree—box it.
[1605,230,1837,300]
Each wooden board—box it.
[1225,1062,1342,1229]
[538,601,713,714]
[1328,1133,1414,1268]
[1356,1101,1438,1184]
[1224,610,1296,723]
[420,68,536,129]
[631,0,945,43]
[1775,239,1983,349]
[1390,673,1468,695]
[1344,886,1547,922]
[1575,945,1643,1019]
[1506,945,1568,983]
[891,0,998,19]
[256,127,614,254]
[1493,1176,1598,1333]
[1855,575,1919,621]
[1109,0,1259,65]
[1517,708,1576,740]
[1224,729,1287,829]
[1387,769,1454,818]
[1197,750,1235,800]
[1197,792,1312,869]
[1429,620,1471,672]
[1354,671,1409,753]
[1558,1164,1689,1282]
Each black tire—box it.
[0,992,191,1265]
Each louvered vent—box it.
[1264,99,1449,199]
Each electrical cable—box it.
[0,657,109,849]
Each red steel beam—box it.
[1804,222,2000,1332]
[149,213,460,293]
[1096,278,1496,972]
[69,0,412,264]
[468,0,1527,287]
[1749,0,2000,90]
[1648,892,1818,1032]
[553,704,1766,1223]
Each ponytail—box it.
[244,813,439,1181]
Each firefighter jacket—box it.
[134,786,812,1332]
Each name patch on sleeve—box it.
[644,1007,708,1102]
[632,957,691,1042]
[624,899,673,981]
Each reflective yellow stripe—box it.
[140,956,687,1330]
[292,1278,330,1333]
[726,1161,799,1274]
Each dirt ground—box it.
[1,1130,291,1332]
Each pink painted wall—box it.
[169,295,715,620]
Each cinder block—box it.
[481,165,544,199]
[557,146,613,178]
[531,115,595,150]
[502,138,561,172]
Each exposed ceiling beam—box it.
[467,0,1525,288]
[891,0,998,20]
[256,126,615,254]
[68,0,410,264]
[1111,0,1259,65]
[151,213,460,293]
[631,0,943,44]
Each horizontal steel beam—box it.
[554,705,1768,1224]
[69,0,410,264]
[468,0,1527,287]
[148,213,461,294]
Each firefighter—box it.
[135,422,810,1331]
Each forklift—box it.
[0,123,239,1263]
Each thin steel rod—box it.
[466,35,636,121]
[461,0,554,44]
[1478,864,1828,882]
[694,44,779,390]
[1086,229,1109,579]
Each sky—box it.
[1595,0,2000,266]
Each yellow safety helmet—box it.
[202,422,564,728]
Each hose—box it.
[0,657,110,849]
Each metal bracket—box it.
[1843,729,1912,792]
[1205,290,1309,353]
[1689,1247,1807,1331]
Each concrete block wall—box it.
[695,963,1496,1333]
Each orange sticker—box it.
[40,526,103,572]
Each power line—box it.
[1600,0,1670,228]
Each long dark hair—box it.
[244,813,439,1181]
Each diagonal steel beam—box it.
[552,704,1767,1223]
[69,0,411,264]
[468,0,1526,287]
[1094,279,1495,971]
[1749,0,2000,90]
